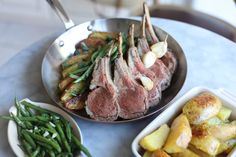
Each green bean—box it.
[55,121,71,153]
[10,113,26,129]
[57,152,73,157]
[21,101,56,115]
[39,150,46,157]
[20,116,49,123]
[73,64,94,83]
[65,122,72,143]
[91,47,102,62]
[72,135,92,157]
[31,146,41,157]
[36,141,53,150]
[15,98,21,117]
[27,131,61,153]
[15,99,30,117]
[70,65,89,75]
[45,123,62,145]
[47,149,56,157]
[25,106,33,116]
[17,125,23,140]
[22,130,37,149]
[0,115,13,120]
[22,139,32,156]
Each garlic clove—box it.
[142,51,156,68]
[151,35,168,58]
[140,76,154,91]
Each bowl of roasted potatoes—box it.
[132,87,236,157]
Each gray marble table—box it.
[0,18,236,157]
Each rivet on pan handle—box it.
[46,0,75,30]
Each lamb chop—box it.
[86,44,120,121]
[161,51,177,74]
[143,2,177,74]
[114,33,148,119]
[138,14,171,91]
[127,24,161,107]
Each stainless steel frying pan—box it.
[42,0,187,123]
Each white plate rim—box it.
[7,98,83,157]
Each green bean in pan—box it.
[70,65,89,75]
[73,63,95,83]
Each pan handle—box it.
[46,0,75,30]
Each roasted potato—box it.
[217,138,236,155]
[204,116,223,126]
[143,151,152,157]
[188,144,214,157]
[140,124,170,151]
[163,114,192,153]
[190,124,220,156]
[152,149,170,157]
[208,123,236,141]
[217,106,232,121]
[172,149,200,157]
[183,92,222,124]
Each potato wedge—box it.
[190,124,220,156]
[172,149,200,157]
[88,32,118,40]
[217,106,232,121]
[163,114,192,153]
[62,53,91,69]
[62,64,80,78]
[59,77,74,91]
[64,95,85,110]
[183,92,222,124]
[152,149,170,157]
[61,81,86,102]
[140,124,170,151]
[208,123,236,141]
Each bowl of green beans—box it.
[1,98,92,157]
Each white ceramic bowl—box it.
[132,87,236,157]
[8,98,83,157]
